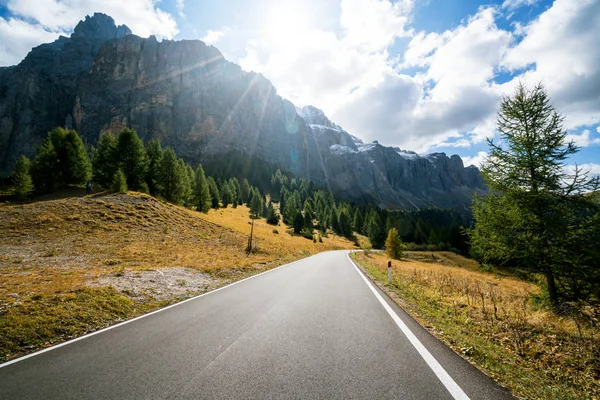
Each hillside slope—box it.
[0,192,355,362]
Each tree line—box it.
[9,128,271,221]
[10,127,472,247]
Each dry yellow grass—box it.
[353,251,600,400]
[0,191,356,361]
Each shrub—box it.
[112,169,128,194]
[300,227,313,240]
[385,228,403,260]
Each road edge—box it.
[0,252,318,369]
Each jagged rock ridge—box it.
[0,13,485,209]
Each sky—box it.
[1,0,599,174]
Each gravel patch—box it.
[94,267,219,301]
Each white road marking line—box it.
[347,253,471,400]
[0,254,314,369]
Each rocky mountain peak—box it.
[299,105,339,129]
[71,13,131,41]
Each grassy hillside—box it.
[352,251,599,400]
[0,191,356,362]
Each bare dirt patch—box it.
[93,267,221,301]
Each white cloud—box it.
[200,29,226,46]
[234,0,412,114]
[566,163,600,177]
[501,0,600,130]
[333,7,511,151]
[502,0,540,10]
[0,18,61,67]
[461,151,489,168]
[0,0,178,66]
[176,0,185,18]
[565,129,600,147]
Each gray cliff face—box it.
[0,13,485,209]
[0,13,131,173]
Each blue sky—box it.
[1,0,599,173]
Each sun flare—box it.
[264,3,312,44]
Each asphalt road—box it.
[0,251,514,399]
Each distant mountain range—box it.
[0,13,485,209]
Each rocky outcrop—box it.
[0,13,131,173]
[0,13,486,210]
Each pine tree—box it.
[61,128,92,184]
[250,188,263,219]
[181,161,194,206]
[284,195,297,225]
[365,210,383,248]
[193,165,211,213]
[145,139,163,195]
[385,228,403,260]
[230,177,242,205]
[338,207,353,237]
[241,179,250,204]
[207,176,220,209]
[353,209,364,234]
[116,128,148,190]
[31,138,59,193]
[12,155,34,200]
[220,181,233,208]
[157,148,185,203]
[293,212,304,234]
[92,132,118,188]
[303,209,312,231]
[266,201,279,225]
[31,128,91,191]
[112,169,128,194]
[469,82,600,305]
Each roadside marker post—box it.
[388,261,392,284]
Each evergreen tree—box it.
[92,132,118,188]
[230,178,242,205]
[427,229,440,246]
[157,148,185,203]
[385,228,403,260]
[353,209,364,234]
[31,128,91,191]
[61,128,92,184]
[145,139,163,195]
[303,199,314,218]
[12,155,34,200]
[207,176,220,209]
[220,181,233,207]
[338,207,353,238]
[116,128,148,190]
[284,195,297,225]
[330,207,340,234]
[469,82,600,305]
[303,209,312,230]
[293,212,304,234]
[193,165,211,213]
[250,188,264,218]
[112,169,128,194]
[31,137,60,193]
[365,210,383,248]
[266,201,280,225]
[241,178,251,204]
[181,161,194,206]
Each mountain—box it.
[0,13,485,209]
